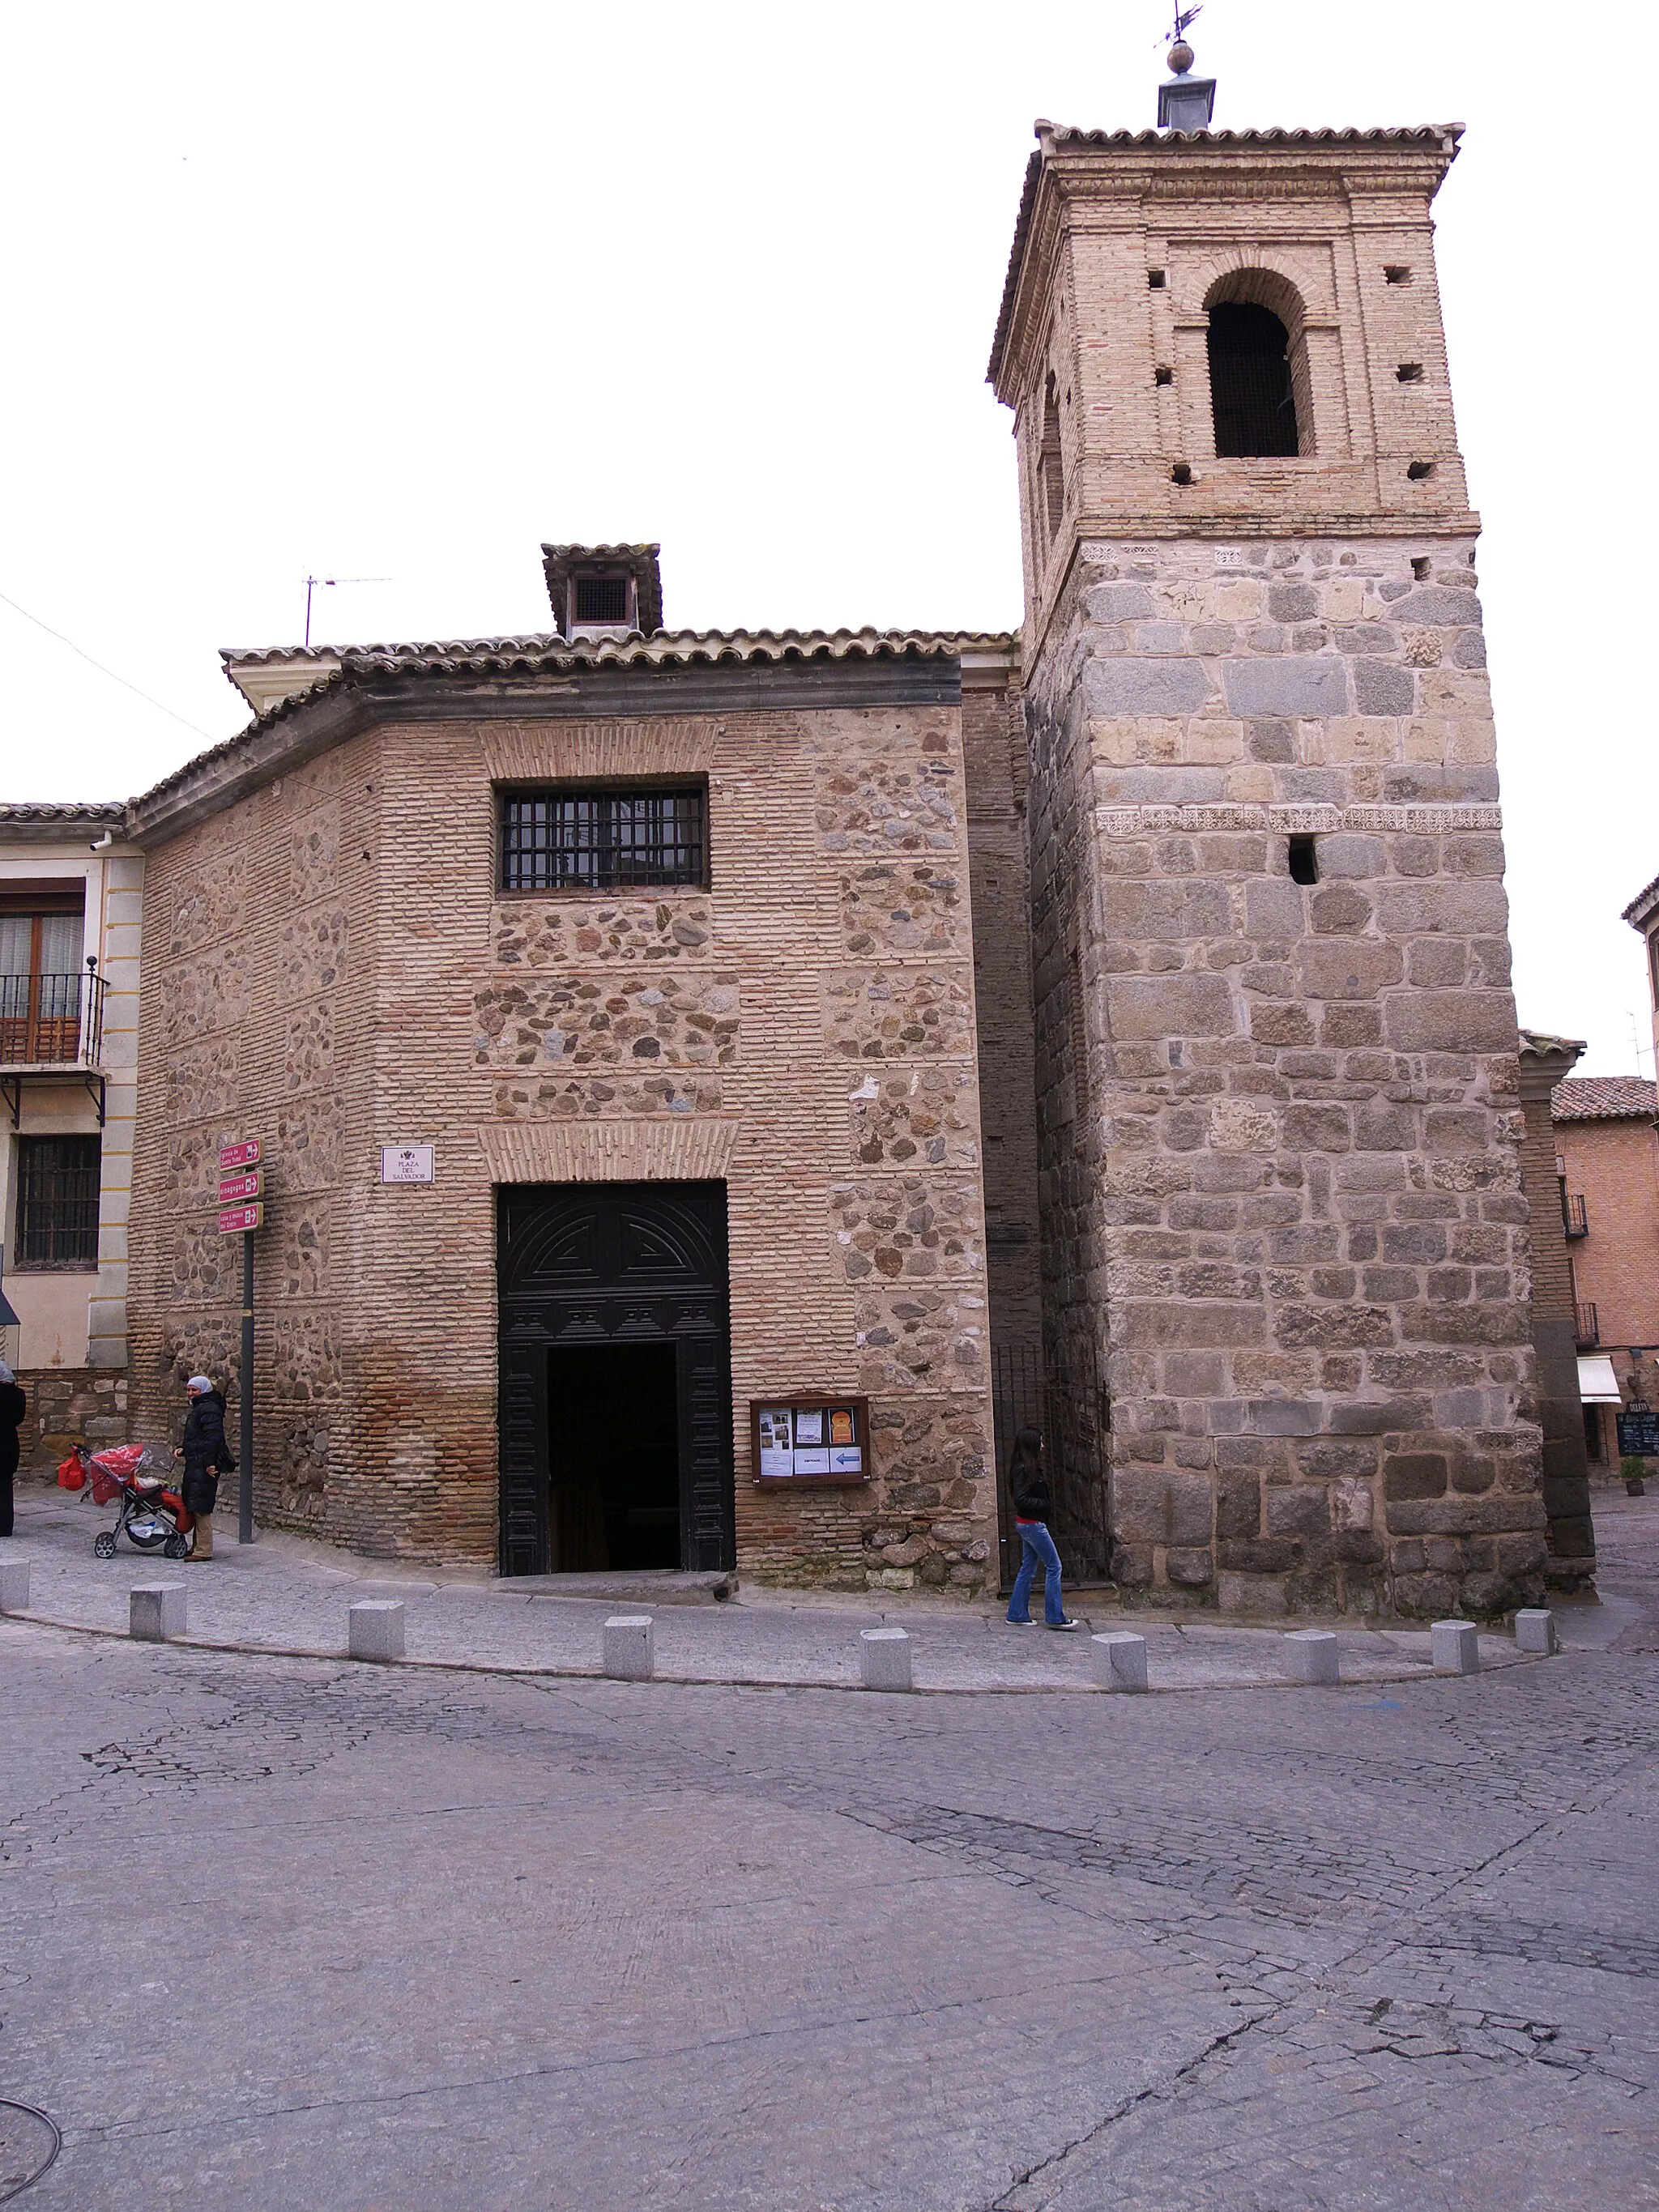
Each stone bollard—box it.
[1514,1607,1559,1656]
[348,1600,406,1663]
[1282,1628,1340,1686]
[859,1626,912,1692]
[1090,1630,1148,1693]
[603,1615,655,1681]
[0,1558,31,1614]
[130,1583,186,1643]
[1432,1619,1481,1675]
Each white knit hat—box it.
[186,1375,213,1392]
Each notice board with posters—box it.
[1618,1409,1659,1457]
[750,1397,871,1486]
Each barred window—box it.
[500,786,706,893]
[15,1133,101,1268]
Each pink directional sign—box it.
[219,1171,262,1204]
[219,1138,262,1171]
[218,1204,263,1235]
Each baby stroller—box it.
[58,1442,195,1560]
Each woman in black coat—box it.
[175,1375,232,1561]
[1004,1424,1078,1630]
[0,1361,25,1539]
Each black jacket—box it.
[1010,1460,1051,1523]
[181,1388,233,1511]
[0,1380,24,1480]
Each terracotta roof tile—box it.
[136,627,1016,813]
[1551,1076,1658,1122]
[0,801,126,824]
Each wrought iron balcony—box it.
[1563,1192,1589,1238]
[0,964,104,1070]
[1576,1302,1600,1349]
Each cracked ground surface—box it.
[1,1494,1656,2210]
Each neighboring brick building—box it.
[987,119,1546,1618]
[1550,1075,1659,1469]
[2,806,142,1466]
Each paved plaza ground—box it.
[2,1491,1655,2210]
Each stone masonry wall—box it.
[10,1366,130,1475]
[128,691,1004,1590]
[128,742,363,1532]
[1026,534,1546,1618]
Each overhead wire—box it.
[0,587,215,741]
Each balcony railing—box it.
[1563,1192,1589,1238]
[1576,1302,1600,1349]
[0,965,105,1069]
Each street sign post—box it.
[217,1140,262,1545]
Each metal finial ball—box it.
[1167,38,1194,74]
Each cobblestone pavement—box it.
[0,1496,1654,2210]
[4,1493,1542,1694]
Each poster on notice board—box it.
[752,1398,869,1483]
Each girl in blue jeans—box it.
[1005,1425,1079,1630]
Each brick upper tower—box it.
[990,111,1551,1617]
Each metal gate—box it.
[992,1340,1111,1592]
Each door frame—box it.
[497,1180,735,1576]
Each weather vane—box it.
[1157,2,1215,128]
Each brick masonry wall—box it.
[1555,1115,1659,1355]
[1516,1050,1595,1584]
[962,668,1042,1362]
[1024,535,1546,1619]
[126,694,1002,1591]
[11,1366,130,1475]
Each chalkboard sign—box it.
[1617,1409,1659,1457]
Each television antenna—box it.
[303,574,390,649]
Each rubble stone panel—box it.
[474,971,740,1069]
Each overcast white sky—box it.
[2,1,1653,1072]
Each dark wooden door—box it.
[497,1180,734,1576]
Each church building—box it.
[99,58,1559,1613]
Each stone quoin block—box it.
[859,1625,913,1691]
[1090,1630,1149,1693]
[1431,1619,1481,1674]
[1513,1607,1558,1655]
[130,1583,186,1643]
[0,1558,32,1613]
[603,1615,655,1681]
[348,1599,406,1662]
[1282,1629,1340,1685]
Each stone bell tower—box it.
[989,58,1548,1617]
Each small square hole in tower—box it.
[1154,365,1174,386]
[1288,835,1319,885]
[1411,555,1431,580]
[1406,460,1436,481]
[1397,362,1425,382]
[1148,268,1166,288]
[1384,264,1412,285]
[1171,462,1193,485]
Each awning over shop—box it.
[1578,1355,1623,1404]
